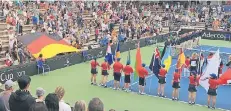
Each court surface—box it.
[26,39,230,111]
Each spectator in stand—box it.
[54,86,71,111]
[29,87,48,111]
[73,100,87,111]
[88,98,104,111]
[0,99,6,111]
[35,87,46,102]
[0,39,2,52]
[17,45,26,64]
[45,93,59,111]
[9,75,35,111]
[0,80,16,111]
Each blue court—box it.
[107,45,231,110]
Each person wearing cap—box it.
[29,87,48,111]
[9,75,35,111]
[203,74,219,109]
[138,63,148,95]
[100,58,110,88]
[172,69,181,101]
[123,61,133,92]
[35,87,46,102]
[157,64,167,97]
[113,58,124,90]
[0,80,15,111]
[188,71,200,105]
[90,57,100,85]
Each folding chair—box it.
[37,60,50,75]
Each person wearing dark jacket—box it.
[0,99,6,111]
[9,75,35,111]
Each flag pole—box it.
[149,44,156,93]
[149,53,155,93]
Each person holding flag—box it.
[90,57,99,85]
[202,74,219,109]
[100,58,110,88]
[157,64,167,97]
[113,58,123,90]
[138,63,148,95]
[123,61,133,92]
[172,69,181,101]
[188,71,200,105]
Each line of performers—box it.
[90,54,231,109]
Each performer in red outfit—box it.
[90,57,99,85]
[172,69,181,100]
[158,65,167,97]
[113,58,124,90]
[100,58,110,88]
[188,71,200,105]
[123,61,133,92]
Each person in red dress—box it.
[123,61,133,92]
[90,57,99,85]
[100,59,110,88]
[158,65,167,97]
[172,69,181,100]
[188,71,200,105]
[113,58,123,90]
[138,63,148,95]
[203,74,219,109]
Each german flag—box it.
[18,32,78,59]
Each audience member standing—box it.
[88,98,104,111]
[9,75,35,111]
[45,93,59,111]
[29,87,48,111]
[0,99,6,111]
[73,100,87,111]
[55,87,71,111]
[0,80,15,111]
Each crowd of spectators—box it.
[1,1,231,68]
[0,75,105,111]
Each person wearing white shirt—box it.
[55,87,71,111]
